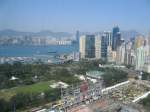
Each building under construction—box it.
[60,78,102,111]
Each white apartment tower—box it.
[79,35,86,58]
[95,35,101,59]
[116,43,125,64]
[135,46,145,70]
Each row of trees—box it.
[0,89,60,112]
[141,72,150,80]
[0,59,128,111]
[0,62,81,89]
[102,68,128,87]
[140,94,150,111]
[0,59,106,89]
[0,62,81,111]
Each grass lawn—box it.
[0,80,55,101]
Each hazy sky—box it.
[0,0,150,34]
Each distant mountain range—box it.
[0,29,141,45]
[0,29,140,39]
[0,29,74,45]
[0,29,73,38]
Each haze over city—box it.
[0,0,150,34]
[0,0,150,112]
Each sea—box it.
[0,44,79,64]
[0,44,78,57]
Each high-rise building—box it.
[116,43,125,64]
[148,34,150,56]
[124,49,136,65]
[101,34,108,58]
[124,42,134,65]
[116,33,124,48]
[149,36,150,46]
[101,32,112,58]
[76,30,80,44]
[124,51,130,65]
[79,36,86,58]
[135,46,145,70]
[112,26,120,51]
[134,36,144,49]
[143,34,150,73]
[95,35,101,59]
[130,50,136,66]
[79,35,95,58]
[107,45,116,62]
[104,31,112,46]
[126,41,132,50]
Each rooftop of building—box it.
[86,70,104,79]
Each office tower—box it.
[104,31,112,46]
[135,46,145,70]
[144,38,148,46]
[112,26,120,51]
[116,43,125,64]
[134,35,144,49]
[116,32,122,47]
[101,34,108,58]
[116,32,124,48]
[79,35,95,58]
[101,32,112,58]
[85,35,95,58]
[95,35,101,59]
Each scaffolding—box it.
[60,79,102,111]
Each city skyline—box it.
[0,0,150,34]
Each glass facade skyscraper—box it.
[101,34,108,58]
[112,26,120,51]
[79,35,95,58]
[101,32,112,58]
[85,35,95,58]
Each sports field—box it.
[0,80,54,101]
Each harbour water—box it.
[0,45,78,57]
[0,44,79,64]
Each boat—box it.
[48,51,57,54]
